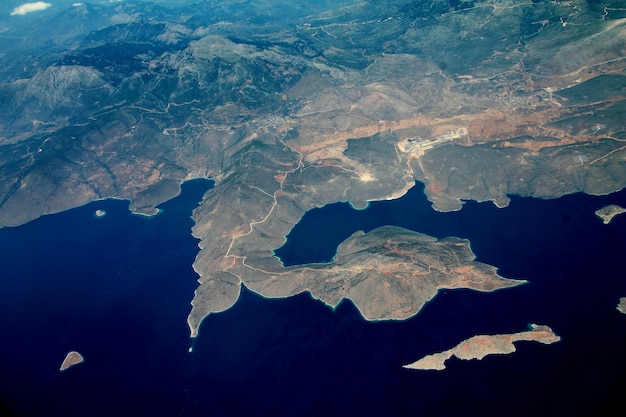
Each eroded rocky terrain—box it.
[403,324,560,371]
[1,0,626,336]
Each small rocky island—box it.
[59,351,84,371]
[617,298,626,315]
[403,324,560,371]
[595,205,626,225]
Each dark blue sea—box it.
[1,179,626,417]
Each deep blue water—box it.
[1,180,625,417]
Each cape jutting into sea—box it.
[0,179,625,416]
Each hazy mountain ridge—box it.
[1,0,625,219]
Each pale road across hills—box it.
[0,1,625,343]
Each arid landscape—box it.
[1,0,626,342]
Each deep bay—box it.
[0,180,625,416]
